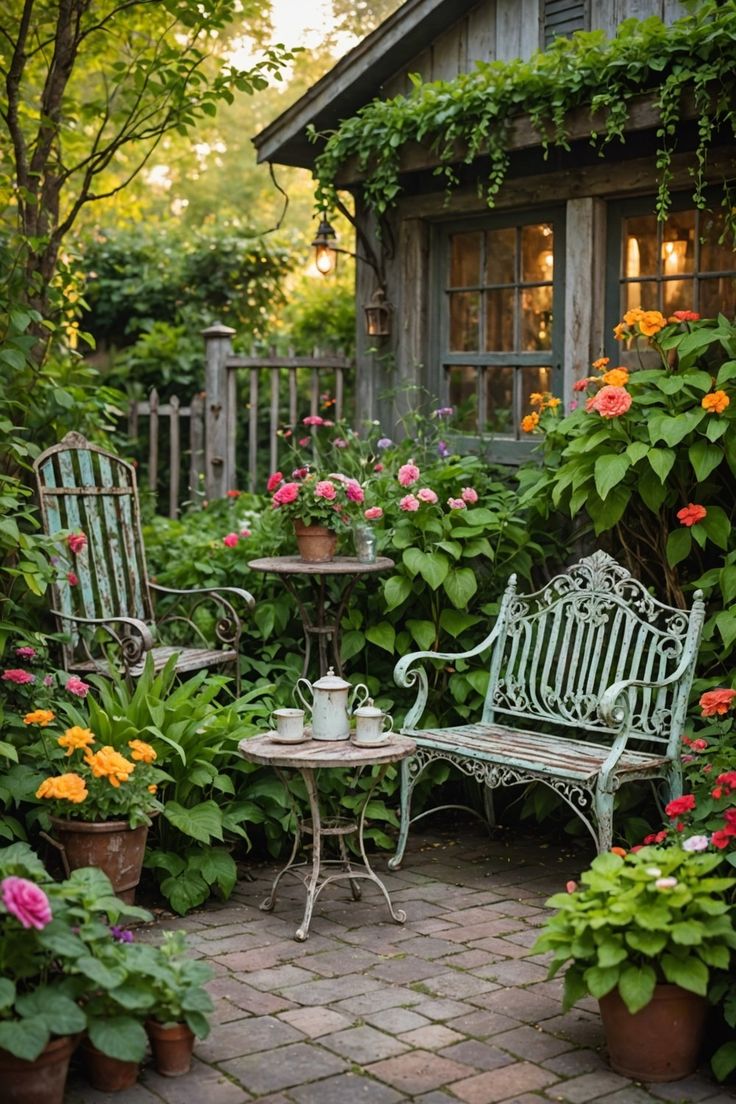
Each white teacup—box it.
[353,702,393,745]
[271,707,305,742]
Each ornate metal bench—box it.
[390,552,704,865]
[34,432,254,692]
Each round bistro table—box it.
[238,732,416,941]
[248,555,394,677]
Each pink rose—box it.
[364,507,383,521]
[460,487,478,504]
[333,438,348,448]
[67,532,87,555]
[399,494,420,512]
[586,385,632,418]
[374,463,384,472]
[298,437,310,447]
[315,480,337,500]
[292,467,309,479]
[1,876,52,930]
[240,528,251,538]
[66,571,79,586]
[398,461,420,487]
[15,647,36,660]
[65,676,90,697]
[345,481,365,503]
[43,674,54,688]
[573,378,590,392]
[222,533,239,548]
[272,482,300,506]
[302,415,324,426]
[447,498,466,510]
[266,471,283,493]
[2,669,34,685]
[417,488,438,504]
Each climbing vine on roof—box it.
[309,0,736,226]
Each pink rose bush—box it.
[67,532,88,555]
[585,384,632,418]
[222,533,240,548]
[65,675,90,697]
[399,494,420,512]
[1,876,52,930]
[3,669,34,685]
[398,461,420,487]
[268,467,372,532]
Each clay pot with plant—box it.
[142,932,214,1076]
[534,846,736,1082]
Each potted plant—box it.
[267,467,368,562]
[534,846,736,1082]
[0,841,149,1104]
[29,709,162,902]
[141,931,214,1076]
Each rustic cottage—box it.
[254,0,736,459]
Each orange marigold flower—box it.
[638,310,667,337]
[128,739,156,764]
[610,846,627,857]
[623,308,644,326]
[147,784,157,794]
[58,726,95,755]
[529,392,544,407]
[520,412,539,433]
[36,773,88,803]
[613,322,628,340]
[84,746,135,788]
[23,709,55,727]
[602,367,629,387]
[676,503,707,527]
[592,357,610,370]
[545,396,561,408]
[702,390,730,415]
[700,688,736,717]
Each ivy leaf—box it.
[617,963,656,1013]
[407,619,436,650]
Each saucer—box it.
[352,734,392,748]
[267,724,312,744]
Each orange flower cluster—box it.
[700,688,736,717]
[614,307,667,340]
[676,503,707,527]
[128,739,156,764]
[84,746,136,788]
[701,390,730,415]
[24,709,55,727]
[520,412,539,433]
[58,726,95,756]
[36,773,88,803]
[574,354,633,418]
[520,392,560,432]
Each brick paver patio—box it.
[65,823,732,1104]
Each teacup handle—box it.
[294,679,312,714]
[383,714,394,734]
[350,683,370,713]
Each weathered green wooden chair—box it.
[390,551,705,865]
[34,432,254,692]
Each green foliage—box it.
[140,931,214,1034]
[311,2,736,229]
[534,847,736,1015]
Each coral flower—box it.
[638,310,667,336]
[461,487,478,504]
[676,503,707,527]
[2,668,34,684]
[398,461,420,487]
[700,688,736,716]
[417,488,439,504]
[520,412,539,432]
[58,727,95,755]
[1,877,52,930]
[36,773,88,803]
[315,480,337,500]
[65,676,90,697]
[670,310,700,322]
[222,533,239,548]
[573,377,591,392]
[84,746,135,788]
[272,482,300,506]
[302,415,324,426]
[602,367,629,387]
[364,506,383,521]
[67,532,87,555]
[345,481,365,503]
[266,471,283,492]
[664,794,696,817]
[226,490,240,498]
[586,385,632,418]
[23,709,55,727]
[702,390,730,414]
[66,571,79,586]
[399,494,420,512]
[128,739,157,763]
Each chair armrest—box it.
[149,583,255,609]
[51,610,154,668]
[394,621,505,731]
[148,583,254,649]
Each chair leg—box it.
[663,765,683,805]
[388,757,415,870]
[483,784,496,828]
[593,788,615,853]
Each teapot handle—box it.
[350,683,370,713]
[293,679,313,714]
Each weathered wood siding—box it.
[592,0,685,37]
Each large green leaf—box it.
[198,849,237,895]
[88,1015,148,1062]
[0,978,14,1010]
[594,453,630,501]
[651,408,705,447]
[160,869,210,915]
[617,963,656,1013]
[383,575,412,611]
[365,622,396,654]
[164,800,224,844]
[688,439,723,482]
[646,447,675,484]
[700,505,731,550]
[661,954,708,995]
[407,619,436,651]
[0,1018,49,1061]
[443,567,477,610]
[665,527,692,568]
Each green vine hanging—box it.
[309,1,736,227]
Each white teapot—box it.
[294,667,369,741]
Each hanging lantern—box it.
[363,287,392,337]
[311,217,338,275]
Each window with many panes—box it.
[606,197,736,354]
[435,212,564,455]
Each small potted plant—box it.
[534,846,736,1082]
[267,467,368,562]
[142,931,213,1076]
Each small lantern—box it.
[311,217,338,276]
[364,287,392,337]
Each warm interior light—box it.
[663,240,688,275]
[626,236,640,278]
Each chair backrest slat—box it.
[56,449,99,622]
[98,454,148,621]
[76,449,116,621]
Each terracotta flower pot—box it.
[49,816,149,904]
[80,1040,139,1092]
[599,983,708,1082]
[146,1020,195,1077]
[293,521,337,563]
[0,1033,80,1104]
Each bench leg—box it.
[593,788,614,853]
[388,757,413,870]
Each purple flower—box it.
[432,406,454,418]
[376,437,393,449]
[437,440,450,458]
[110,925,134,943]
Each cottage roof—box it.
[253,0,482,168]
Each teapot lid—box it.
[312,666,351,691]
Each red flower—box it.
[690,738,708,751]
[573,377,591,392]
[676,503,707,527]
[226,489,240,498]
[2,668,34,685]
[716,771,736,790]
[67,532,87,555]
[643,829,668,844]
[66,571,79,586]
[724,809,736,830]
[700,688,736,717]
[272,482,299,506]
[267,472,283,493]
[670,310,700,322]
[664,794,695,818]
[222,533,239,548]
[711,828,736,850]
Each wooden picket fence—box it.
[128,389,205,518]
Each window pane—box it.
[521,366,553,410]
[623,216,657,277]
[622,280,659,313]
[449,292,480,351]
[663,277,695,318]
[486,227,516,284]
[698,276,736,320]
[450,232,482,286]
[521,224,554,282]
[521,285,553,350]
[700,211,732,272]
[662,210,695,276]
[485,288,515,351]
[446,366,477,430]
[484,367,514,435]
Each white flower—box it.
[682,835,709,852]
[644,866,662,877]
[654,877,678,891]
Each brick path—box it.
[65,824,731,1104]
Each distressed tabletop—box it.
[238,732,416,770]
[248,555,394,575]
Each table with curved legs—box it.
[238,733,416,941]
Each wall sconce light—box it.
[364,287,392,337]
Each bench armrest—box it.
[394,621,506,730]
[598,651,699,730]
[51,610,154,669]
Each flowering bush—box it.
[268,468,367,531]
[534,846,736,1015]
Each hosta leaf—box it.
[617,963,656,1013]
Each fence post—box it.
[202,322,235,501]
[148,387,159,503]
[189,392,205,503]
